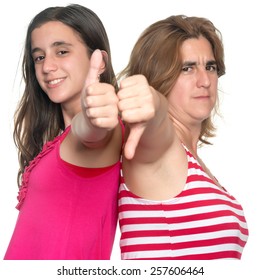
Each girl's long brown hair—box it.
[14,4,117,186]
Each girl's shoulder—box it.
[16,129,67,210]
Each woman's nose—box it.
[197,68,211,88]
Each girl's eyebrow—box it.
[31,41,73,54]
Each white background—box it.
[0,0,258,277]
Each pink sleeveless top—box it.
[118,144,248,260]
[4,125,122,260]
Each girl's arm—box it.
[71,49,119,149]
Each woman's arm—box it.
[118,74,174,163]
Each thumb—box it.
[124,124,146,160]
[85,49,103,87]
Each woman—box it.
[117,15,248,260]
[4,4,122,260]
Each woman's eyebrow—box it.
[182,60,217,66]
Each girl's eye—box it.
[34,55,45,63]
[57,50,69,55]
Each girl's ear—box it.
[99,50,108,75]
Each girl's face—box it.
[31,21,90,114]
[167,36,218,128]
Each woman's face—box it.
[31,21,90,114]
[167,36,218,128]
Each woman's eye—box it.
[182,66,192,72]
[206,64,217,72]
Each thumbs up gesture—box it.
[118,75,160,160]
[72,49,118,144]
[82,49,118,130]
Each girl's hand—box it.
[82,49,118,130]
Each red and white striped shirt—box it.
[118,145,248,260]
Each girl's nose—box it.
[42,56,58,73]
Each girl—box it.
[4,4,123,260]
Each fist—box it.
[117,74,159,159]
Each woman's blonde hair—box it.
[118,15,225,145]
